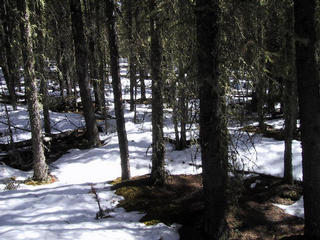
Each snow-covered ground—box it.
[0,65,304,239]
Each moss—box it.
[109,177,122,186]
[143,220,161,226]
[24,175,57,186]
[115,186,144,200]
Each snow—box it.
[274,197,304,219]
[0,106,85,144]
[0,108,184,239]
[0,64,304,239]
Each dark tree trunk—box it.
[149,0,165,185]
[295,0,320,238]
[256,2,266,133]
[56,43,66,100]
[135,6,146,102]
[196,0,228,238]
[283,4,296,185]
[34,0,51,135]
[139,67,146,101]
[86,0,103,115]
[106,0,130,180]
[62,55,73,97]
[89,39,103,114]
[17,0,48,181]
[178,64,187,150]
[124,0,136,112]
[70,0,100,148]
[171,82,180,149]
[95,0,108,131]
[0,1,17,110]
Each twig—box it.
[90,184,108,219]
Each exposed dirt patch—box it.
[240,124,301,141]
[0,129,101,171]
[112,174,304,240]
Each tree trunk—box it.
[125,0,136,112]
[106,0,130,180]
[196,0,228,238]
[135,6,146,102]
[70,0,100,148]
[283,3,296,185]
[149,0,165,185]
[256,1,266,133]
[171,82,180,149]
[95,0,108,131]
[178,64,187,150]
[17,0,48,181]
[0,1,17,110]
[295,0,320,238]
[34,0,51,135]
[139,67,146,101]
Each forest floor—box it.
[0,67,305,239]
[112,173,304,240]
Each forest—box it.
[0,0,319,239]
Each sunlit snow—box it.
[0,65,304,239]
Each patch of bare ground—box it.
[112,173,304,240]
[0,128,105,171]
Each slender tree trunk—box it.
[70,0,100,147]
[295,0,320,238]
[196,0,228,238]
[106,0,130,180]
[149,0,165,185]
[124,0,136,112]
[98,49,109,131]
[179,96,187,150]
[17,0,48,181]
[171,82,180,149]
[56,44,66,100]
[283,3,296,185]
[139,67,146,101]
[86,0,103,115]
[0,1,17,110]
[89,39,103,114]
[34,0,51,135]
[62,56,73,97]
[256,2,266,133]
[96,0,108,131]
[178,63,187,150]
[135,7,146,102]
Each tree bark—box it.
[70,0,100,148]
[196,0,228,238]
[139,67,146,101]
[283,3,296,185]
[135,5,146,102]
[34,0,51,135]
[17,0,48,181]
[295,0,320,238]
[0,1,17,110]
[106,0,131,180]
[124,0,136,112]
[149,0,165,185]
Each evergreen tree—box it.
[17,0,48,181]
[106,0,131,180]
[149,0,165,185]
[0,1,18,110]
[33,0,51,135]
[282,0,296,185]
[295,0,320,238]
[70,0,100,148]
[197,0,228,238]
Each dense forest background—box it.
[0,0,320,239]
